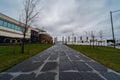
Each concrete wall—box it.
[0,25,31,38]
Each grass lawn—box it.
[0,43,53,72]
[68,45,120,73]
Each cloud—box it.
[38,0,120,39]
[39,0,105,34]
[0,0,120,39]
[0,0,23,20]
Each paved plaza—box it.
[0,44,120,80]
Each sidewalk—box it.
[0,44,120,80]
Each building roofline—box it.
[0,13,20,25]
[0,13,46,33]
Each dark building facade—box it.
[31,29,39,43]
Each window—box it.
[17,26,22,31]
[11,24,15,29]
[0,19,23,32]
[8,22,12,28]
[14,25,18,30]
[17,26,21,31]
[0,20,3,26]
[17,26,19,30]
[3,21,8,27]
[21,27,25,32]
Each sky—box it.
[0,0,120,40]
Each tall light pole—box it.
[110,10,120,48]
[110,11,115,48]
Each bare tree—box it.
[99,30,104,46]
[20,0,40,53]
[68,36,70,43]
[84,31,97,47]
[84,31,91,45]
[84,31,89,43]
[90,31,95,48]
[62,36,64,44]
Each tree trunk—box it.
[21,32,25,53]
[93,37,94,48]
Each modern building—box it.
[30,27,39,43]
[0,13,30,43]
[39,30,53,43]
[0,13,53,44]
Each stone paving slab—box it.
[72,61,92,71]
[78,55,92,61]
[59,61,75,71]
[0,44,120,80]
[13,73,36,80]
[101,72,120,80]
[49,54,58,60]
[41,62,58,72]
[78,72,104,80]
[60,56,69,61]
[0,74,13,80]
[7,61,44,72]
[68,55,80,60]
[35,72,57,80]
[60,72,104,80]
[59,72,82,80]
[87,62,108,72]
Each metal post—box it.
[110,11,115,48]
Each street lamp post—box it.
[110,11,115,48]
[110,10,120,48]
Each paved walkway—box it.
[0,44,120,80]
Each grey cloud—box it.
[30,0,120,39]
[1,0,120,39]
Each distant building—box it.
[116,39,120,46]
[68,36,70,42]
[107,39,120,46]
[54,37,57,44]
[107,39,115,46]
[39,30,53,43]
[30,28,39,43]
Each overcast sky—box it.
[0,0,120,40]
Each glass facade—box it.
[4,21,8,27]
[0,19,24,31]
[0,19,3,26]
[8,23,12,28]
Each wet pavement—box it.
[0,44,120,80]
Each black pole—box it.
[110,11,115,48]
